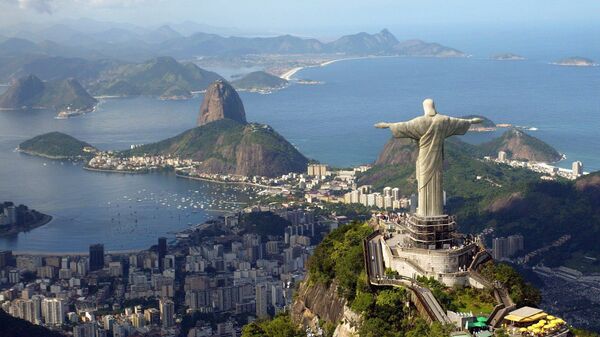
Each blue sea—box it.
[1,56,599,252]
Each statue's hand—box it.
[470,118,484,124]
[375,122,390,129]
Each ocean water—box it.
[0,57,599,252]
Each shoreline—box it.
[0,214,53,238]
[17,148,88,161]
[279,55,403,81]
[11,248,144,256]
[83,166,148,174]
[175,173,283,190]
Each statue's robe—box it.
[389,114,471,217]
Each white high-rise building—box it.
[572,161,583,177]
[359,194,368,206]
[307,164,329,177]
[131,312,145,328]
[42,298,65,326]
[375,193,384,208]
[498,151,507,162]
[391,188,400,200]
[350,190,360,204]
[383,187,392,197]
[384,196,393,209]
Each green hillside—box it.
[121,119,308,177]
[359,136,541,220]
[479,128,562,162]
[92,56,221,97]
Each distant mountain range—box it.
[0,26,465,62]
[0,75,97,111]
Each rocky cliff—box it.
[291,280,360,337]
[374,137,418,166]
[197,80,247,126]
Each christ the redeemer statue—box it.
[375,99,482,217]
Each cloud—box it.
[0,0,161,14]
[20,0,53,13]
[0,0,53,13]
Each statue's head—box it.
[423,98,437,117]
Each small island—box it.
[18,132,97,160]
[552,57,597,67]
[0,201,52,237]
[231,71,289,93]
[491,53,526,61]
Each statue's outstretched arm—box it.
[374,122,391,129]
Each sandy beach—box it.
[279,55,387,81]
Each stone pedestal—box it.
[379,213,486,287]
[404,214,457,249]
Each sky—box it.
[1,0,599,59]
[1,0,600,35]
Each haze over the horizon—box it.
[2,0,600,32]
[1,0,600,59]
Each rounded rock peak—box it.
[197,80,247,126]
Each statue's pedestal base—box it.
[405,214,458,249]
[377,213,487,288]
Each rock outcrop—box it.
[291,280,360,337]
[374,138,418,166]
[197,80,247,126]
